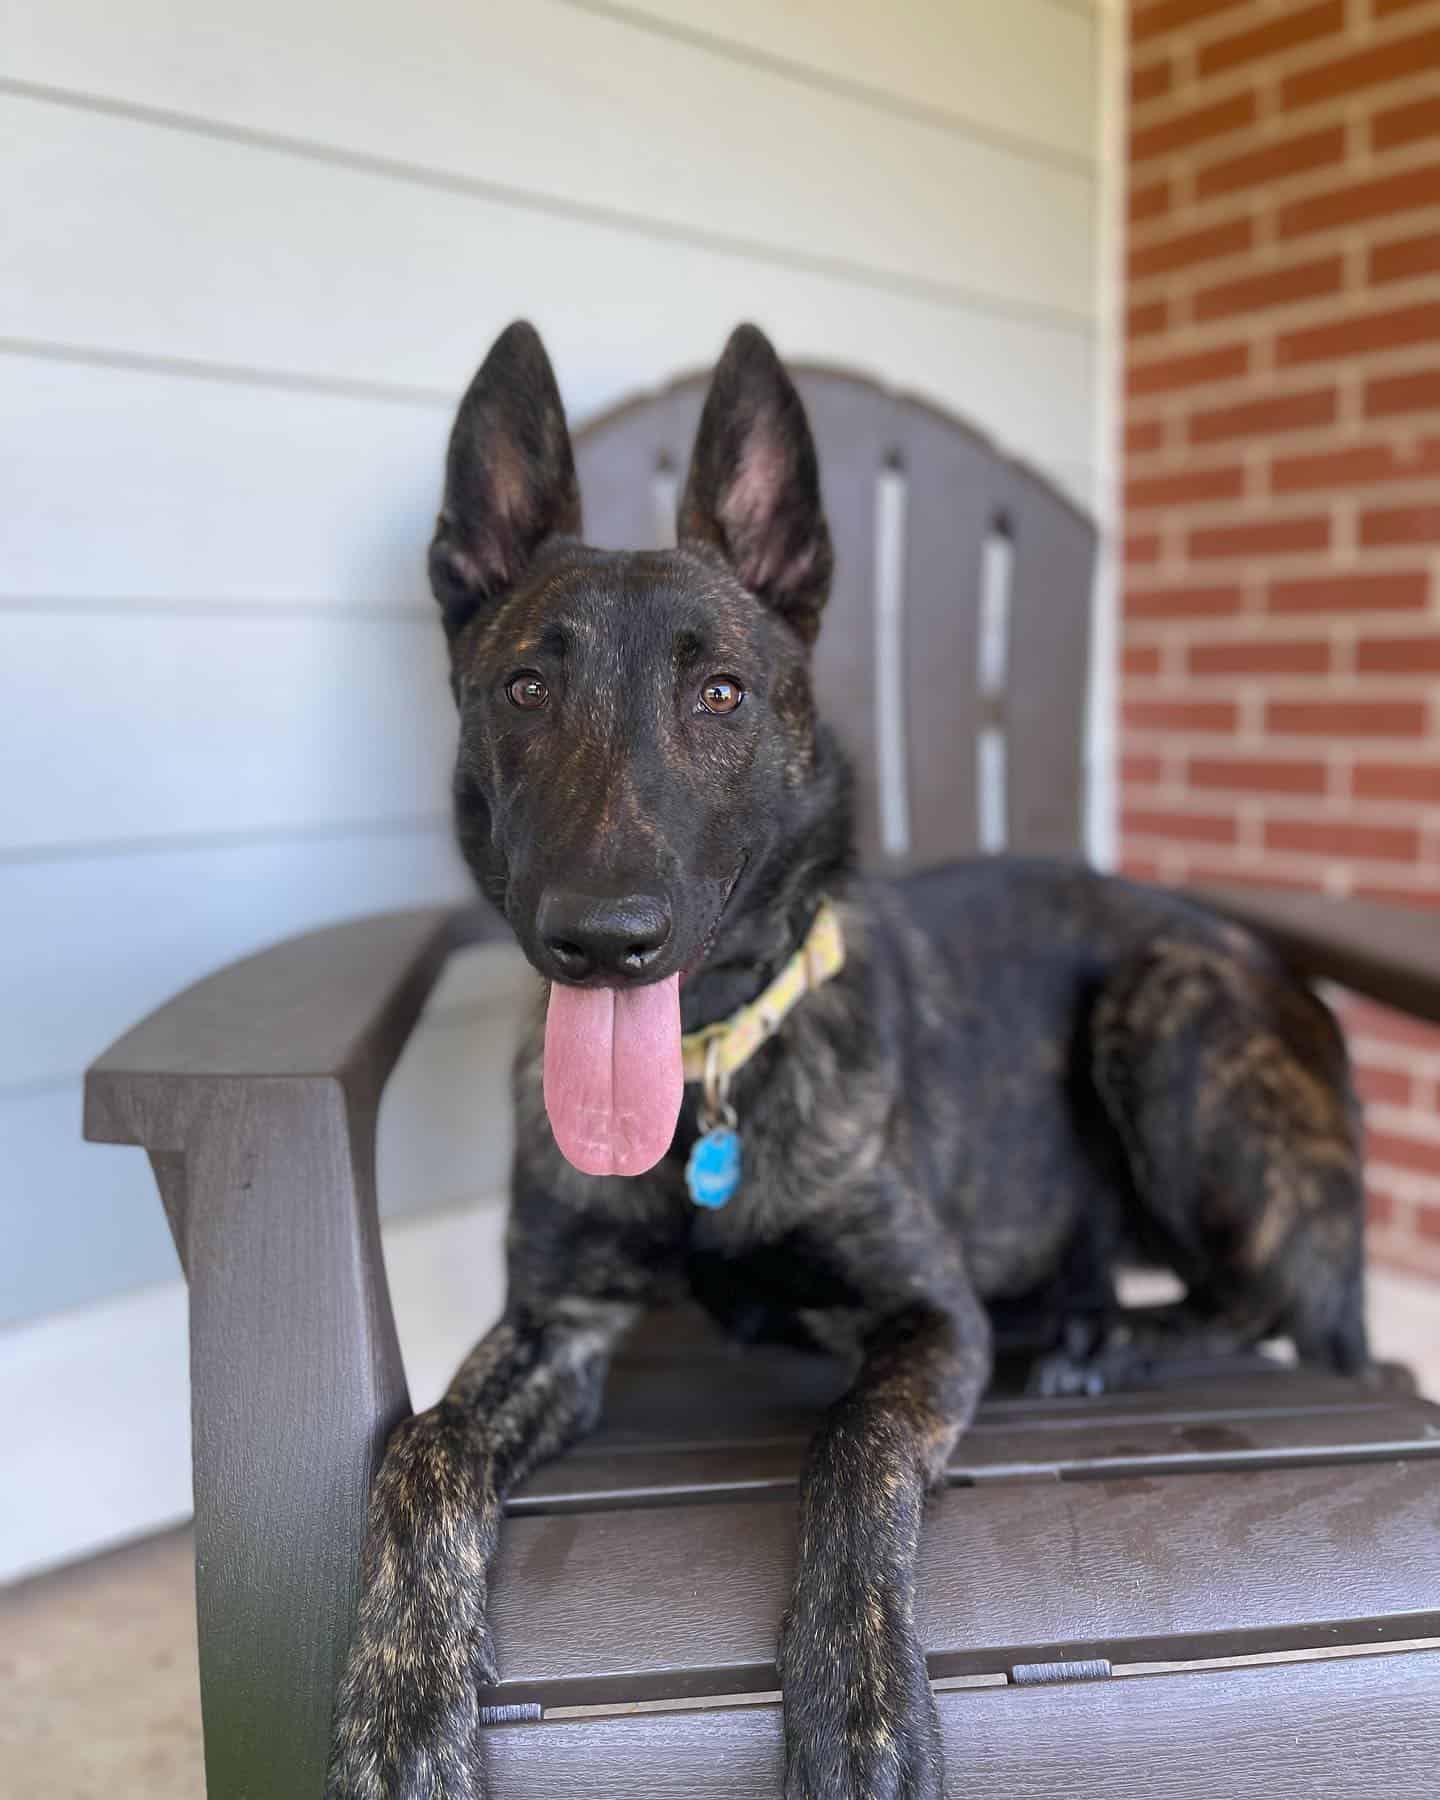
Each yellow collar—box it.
[680,900,846,1086]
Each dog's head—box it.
[429,321,845,1176]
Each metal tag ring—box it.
[701,1098,739,1134]
[702,1034,734,1128]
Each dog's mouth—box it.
[543,854,747,1181]
[681,851,749,984]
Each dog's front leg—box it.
[779,1283,991,1800]
[325,1295,637,1800]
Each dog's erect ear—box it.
[429,322,582,642]
[678,324,833,646]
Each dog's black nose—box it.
[538,889,672,982]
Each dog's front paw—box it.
[327,1701,486,1800]
[778,1586,942,1800]
[326,1406,499,1800]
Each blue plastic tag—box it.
[685,1126,742,1209]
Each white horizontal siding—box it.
[2,0,1107,1336]
[6,0,1095,318]
[0,828,472,1091]
[0,350,1091,613]
[4,612,458,851]
[0,357,448,607]
[579,0,1097,161]
[5,1086,182,1323]
[0,95,1097,506]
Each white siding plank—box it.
[3,1084,183,1325]
[1,358,1090,624]
[1,92,1095,493]
[0,357,447,608]
[0,828,476,1090]
[2,612,457,850]
[577,0,1097,162]
[0,1277,194,1580]
[6,0,1095,316]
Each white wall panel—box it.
[0,827,475,1091]
[3,1084,183,1325]
[587,0,1097,162]
[5,86,1095,377]
[3,612,457,851]
[0,344,1089,616]
[0,357,447,607]
[0,96,1096,523]
[7,0,1095,316]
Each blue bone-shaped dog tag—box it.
[686,1126,742,1209]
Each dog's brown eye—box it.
[699,676,744,716]
[507,670,549,711]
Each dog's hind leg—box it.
[779,1268,992,1800]
[1070,931,1368,1391]
[325,1290,640,1800]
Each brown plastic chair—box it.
[85,367,1440,1798]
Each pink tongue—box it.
[543,975,683,1177]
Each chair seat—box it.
[476,1309,1440,1795]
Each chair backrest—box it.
[575,366,1098,872]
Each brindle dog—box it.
[325,322,1368,1800]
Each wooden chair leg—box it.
[175,1080,409,1799]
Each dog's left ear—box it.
[429,321,582,643]
[678,324,833,646]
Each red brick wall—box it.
[1122,0,1440,1278]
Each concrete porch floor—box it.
[2,1268,1436,1799]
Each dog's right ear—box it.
[429,322,582,643]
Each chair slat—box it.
[510,1398,1440,1511]
[793,372,896,870]
[507,1382,1440,1512]
[588,1352,1427,1452]
[481,1650,1440,1800]
[896,400,1008,866]
[484,1459,1440,1707]
[600,1309,1419,1447]
[575,386,703,552]
[1003,465,1096,856]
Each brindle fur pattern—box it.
[326,322,1368,1799]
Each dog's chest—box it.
[683,1228,867,1339]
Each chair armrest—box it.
[84,902,507,1151]
[80,899,511,1800]
[1193,886,1440,1028]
